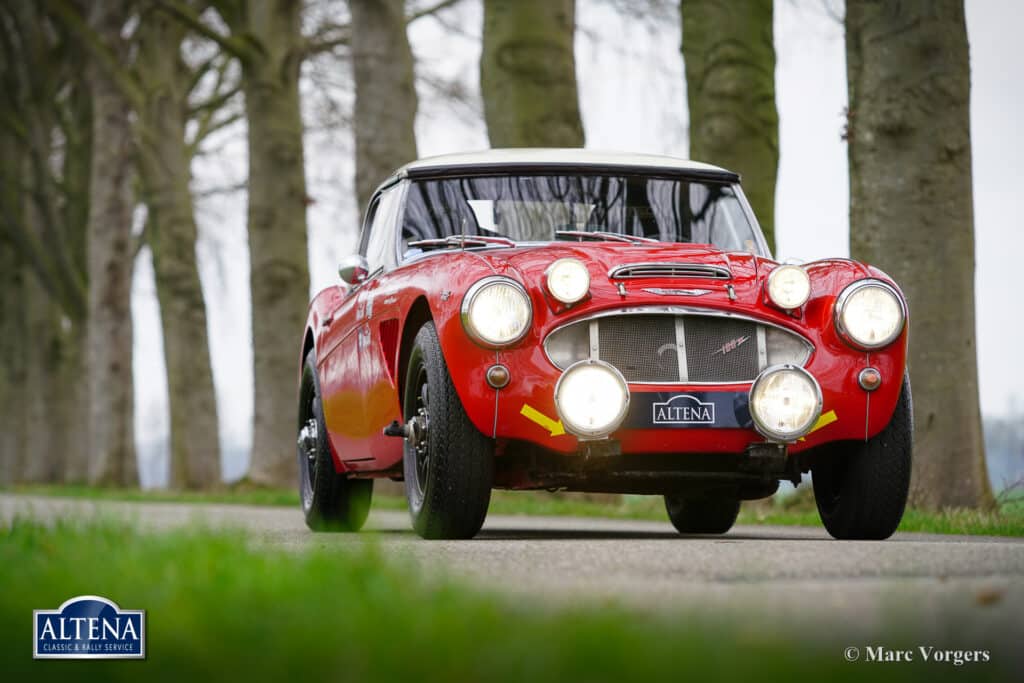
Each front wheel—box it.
[811,374,913,540]
[297,349,373,531]
[402,322,493,539]
[664,495,741,534]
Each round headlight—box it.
[766,265,811,310]
[554,360,629,439]
[834,280,905,349]
[461,277,532,347]
[546,258,590,304]
[749,365,822,442]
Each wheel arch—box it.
[301,327,315,368]
[397,296,434,408]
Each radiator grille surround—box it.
[544,309,812,384]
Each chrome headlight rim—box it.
[545,257,591,305]
[748,364,823,442]
[766,264,811,310]
[554,359,630,440]
[833,279,907,351]
[460,276,533,348]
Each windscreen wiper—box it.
[408,234,517,250]
[555,230,659,244]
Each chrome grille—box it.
[544,312,812,384]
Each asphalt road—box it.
[4,493,1023,661]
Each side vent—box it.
[379,318,400,382]
[608,263,731,280]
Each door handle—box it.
[322,314,334,328]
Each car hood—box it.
[477,241,764,303]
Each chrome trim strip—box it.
[608,262,732,280]
[756,325,767,371]
[674,316,688,382]
[588,320,600,360]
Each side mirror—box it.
[338,255,369,285]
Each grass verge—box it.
[6,483,1023,537]
[0,519,1009,682]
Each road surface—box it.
[3,493,1022,661]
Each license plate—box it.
[624,391,753,429]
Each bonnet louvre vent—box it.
[608,263,731,280]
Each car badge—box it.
[642,287,712,297]
[712,335,751,357]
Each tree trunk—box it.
[19,278,87,485]
[136,13,222,489]
[681,0,779,252]
[846,0,993,509]
[239,0,311,487]
[0,127,27,485]
[84,2,136,486]
[350,0,419,215]
[0,239,27,486]
[480,0,585,147]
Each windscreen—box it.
[400,174,764,255]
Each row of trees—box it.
[0,0,992,509]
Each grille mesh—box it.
[597,315,678,382]
[684,319,758,382]
[545,313,807,383]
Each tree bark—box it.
[20,271,86,484]
[84,1,137,486]
[350,0,419,215]
[480,0,585,147]
[681,0,779,252]
[0,5,92,485]
[846,0,993,509]
[136,12,221,489]
[231,0,311,487]
[0,127,26,485]
[0,238,27,486]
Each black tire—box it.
[812,374,913,540]
[402,322,493,539]
[297,349,373,531]
[664,495,741,534]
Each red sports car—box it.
[296,150,911,540]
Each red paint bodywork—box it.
[301,240,908,485]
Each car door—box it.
[348,182,407,472]
[319,196,387,466]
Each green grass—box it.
[0,519,1010,682]
[7,483,1024,537]
[7,483,302,507]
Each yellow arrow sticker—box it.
[520,403,566,437]
[799,409,838,441]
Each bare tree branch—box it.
[46,0,146,110]
[407,0,463,25]
[153,0,259,63]
[302,21,350,56]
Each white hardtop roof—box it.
[395,149,736,179]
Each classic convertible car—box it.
[296,149,912,540]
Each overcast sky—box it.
[131,0,1024,485]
